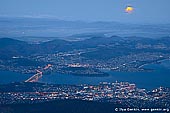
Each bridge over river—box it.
[25,64,52,82]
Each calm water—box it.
[0,59,170,90]
[0,71,32,84]
[39,59,170,90]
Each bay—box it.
[39,59,170,90]
[0,71,32,84]
[0,59,170,90]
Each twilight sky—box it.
[0,0,170,23]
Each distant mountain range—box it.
[0,17,170,42]
[0,36,170,59]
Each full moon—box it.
[125,6,134,13]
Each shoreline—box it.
[138,58,170,69]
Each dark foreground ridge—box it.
[0,100,119,113]
[0,99,169,113]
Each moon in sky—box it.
[125,6,134,13]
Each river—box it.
[0,59,170,90]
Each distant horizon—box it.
[1,0,170,24]
[1,15,170,25]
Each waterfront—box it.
[40,59,170,90]
[38,71,170,90]
[0,59,170,90]
[1,81,169,112]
